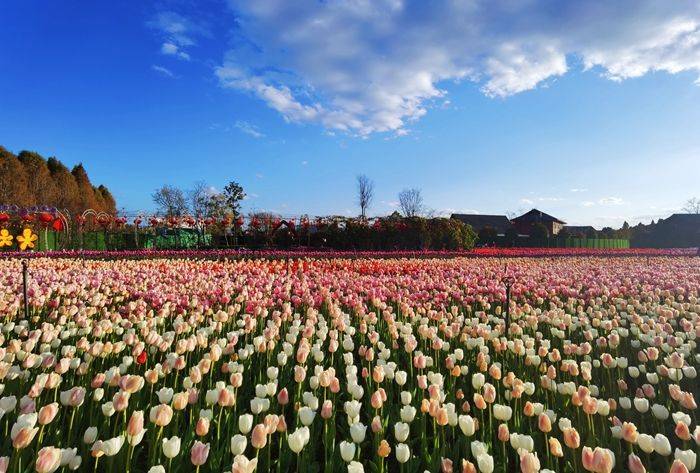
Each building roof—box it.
[451,214,513,233]
[660,213,700,225]
[512,208,566,225]
[564,225,596,234]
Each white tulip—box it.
[101,402,115,417]
[288,427,310,453]
[340,441,356,462]
[472,373,485,390]
[675,448,697,471]
[350,423,367,443]
[298,406,316,426]
[395,443,410,464]
[471,441,488,459]
[651,404,669,420]
[672,412,691,426]
[239,414,253,434]
[633,398,649,413]
[395,371,407,386]
[230,434,247,455]
[400,405,417,423]
[654,434,672,456]
[162,436,181,459]
[156,387,174,404]
[83,427,98,444]
[100,436,125,456]
[493,404,512,421]
[394,422,409,442]
[344,401,362,419]
[637,434,655,454]
[458,415,475,436]
[348,461,364,473]
[477,454,494,473]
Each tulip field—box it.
[0,256,698,473]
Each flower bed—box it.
[0,246,697,260]
[0,256,698,472]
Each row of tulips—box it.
[0,247,698,260]
[0,256,698,472]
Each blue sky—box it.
[2,0,700,228]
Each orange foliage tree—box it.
[0,146,116,215]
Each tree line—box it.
[0,146,116,215]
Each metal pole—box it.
[505,283,511,329]
[22,260,29,319]
[501,275,514,333]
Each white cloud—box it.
[437,208,480,217]
[582,197,626,206]
[536,197,563,202]
[216,0,700,135]
[152,65,175,77]
[520,198,534,205]
[161,42,190,61]
[570,188,588,193]
[234,120,265,138]
[149,11,207,61]
[598,197,625,206]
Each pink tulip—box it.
[35,446,62,473]
[519,450,540,473]
[38,403,59,425]
[628,454,646,473]
[251,424,267,449]
[321,400,333,420]
[277,388,289,405]
[190,441,210,466]
[669,460,690,473]
[127,410,145,437]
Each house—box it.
[631,213,700,248]
[450,213,513,236]
[511,209,566,236]
[563,225,597,238]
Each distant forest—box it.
[0,146,116,215]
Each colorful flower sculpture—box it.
[0,228,13,247]
[16,227,37,250]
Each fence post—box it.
[22,259,30,319]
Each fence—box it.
[2,228,213,252]
[512,238,630,248]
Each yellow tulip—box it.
[16,228,38,250]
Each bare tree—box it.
[682,197,700,214]
[356,174,374,218]
[398,188,424,217]
[189,181,211,218]
[152,185,187,217]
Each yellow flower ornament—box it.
[16,228,38,250]
[0,229,13,247]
